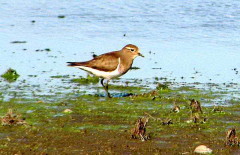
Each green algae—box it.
[156,82,169,90]
[1,68,20,82]
[0,82,239,154]
[71,75,99,84]
[108,84,143,91]
[50,75,70,79]
[58,15,65,18]
[10,41,27,44]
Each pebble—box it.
[63,109,73,113]
[194,145,212,154]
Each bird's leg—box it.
[105,80,112,98]
[101,78,105,88]
[101,79,112,98]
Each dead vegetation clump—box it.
[212,105,224,113]
[172,105,180,113]
[130,90,158,99]
[225,128,239,146]
[131,112,174,142]
[131,117,150,141]
[145,112,173,126]
[189,99,206,123]
[1,109,26,126]
[190,99,203,114]
[172,101,180,113]
[161,118,173,125]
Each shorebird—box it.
[67,44,143,98]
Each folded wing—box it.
[67,51,120,72]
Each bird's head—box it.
[122,44,144,59]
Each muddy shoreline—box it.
[0,79,239,154]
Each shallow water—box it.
[0,0,240,96]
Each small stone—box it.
[63,109,73,113]
[194,145,212,154]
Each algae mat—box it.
[0,82,239,154]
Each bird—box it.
[67,44,144,98]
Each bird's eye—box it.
[130,49,135,52]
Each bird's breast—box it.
[118,59,133,75]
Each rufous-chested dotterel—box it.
[67,44,144,98]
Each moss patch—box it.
[0,82,239,154]
[71,75,99,84]
[1,68,20,82]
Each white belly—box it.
[75,58,122,80]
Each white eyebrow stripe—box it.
[125,47,132,50]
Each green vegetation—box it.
[156,82,169,90]
[58,15,65,18]
[71,75,99,84]
[50,75,70,79]
[0,81,239,154]
[1,68,20,82]
[10,41,27,44]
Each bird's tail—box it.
[67,62,85,67]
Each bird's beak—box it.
[138,53,144,57]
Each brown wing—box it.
[68,51,120,72]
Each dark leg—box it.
[101,79,112,98]
[106,80,112,98]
